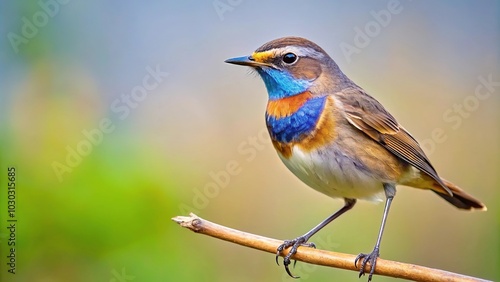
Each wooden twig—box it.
[172,213,490,282]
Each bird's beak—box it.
[225,56,274,68]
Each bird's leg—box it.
[277,198,356,278]
[355,183,396,282]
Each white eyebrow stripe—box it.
[267,46,324,59]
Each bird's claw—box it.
[275,237,316,278]
[355,247,379,282]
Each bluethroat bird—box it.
[225,37,486,281]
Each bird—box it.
[224,36,486,281]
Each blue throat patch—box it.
[266,96,327,143]
[257,68,311,100]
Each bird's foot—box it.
[275,237,316,278]
[355,247,379,281]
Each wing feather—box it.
[337,88,452,196]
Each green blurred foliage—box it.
[0,64,197,281]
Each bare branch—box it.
[172,213,490,282]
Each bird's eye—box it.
[282,53,297,64]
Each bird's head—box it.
[225,36,351,100]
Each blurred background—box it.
[1,1,498,281]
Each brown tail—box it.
[433,178,487,211]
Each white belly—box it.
[279,146,385,202]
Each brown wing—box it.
[337,88,453,196]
